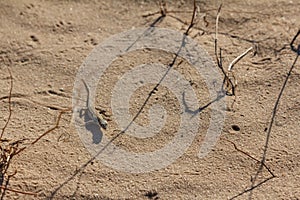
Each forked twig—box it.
[222,138,275,177]
[214,4,253,103]
[15,107,71,156]
[143,0,201,37]
[214,4,235,95]
[185,0,198,35]
[31,108,71,145]
[226,47,253,108]
[142,0,196,18]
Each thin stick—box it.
[31,108,71,145]
[159,0,167,17]
[14,108,72,155]
[1,64,13,139]
[0,185,37,197]
[228,47,253,71]
[15,108,71,156]
[214,4,235,96]
[248,36,299,199]
[215,4,222,68]
[223,139,275,177]
[185,0,197,35]
[214,4,231,79]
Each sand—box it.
[0,0,299,199]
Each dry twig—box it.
[214,4,253,108]
[142,0,196,18]
[185,0,198,35]
[0,63,71,198]
[0,64,38,197]
[231,29,300,200]
[222,138,275,177]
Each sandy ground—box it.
[0,0,300,199]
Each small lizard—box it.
[81,79,107,130]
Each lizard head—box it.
[99,118,108,130]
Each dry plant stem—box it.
[159,0,167,16]
[142,0,201,37]
[15,108,71,156]
[0,65,13,140]
[215,4,223,71]
[185,0,197,35]
[227,47,252,108]
[0,65,39,197]
[222,139,275,177]
[215,5,252,99]
[31,108,71,145]
[228,47,253,71]
[10,107,70,199]
[255,31,300,176]
[0,185,37,197]
[142,1,195,18]
[214,4,235,95]
[245,32,300,199]
[142,10,195,18]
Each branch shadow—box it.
[49,11,227,199]
[230,29,300,200]
[48,15,173,199]
[182,90,225,116]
